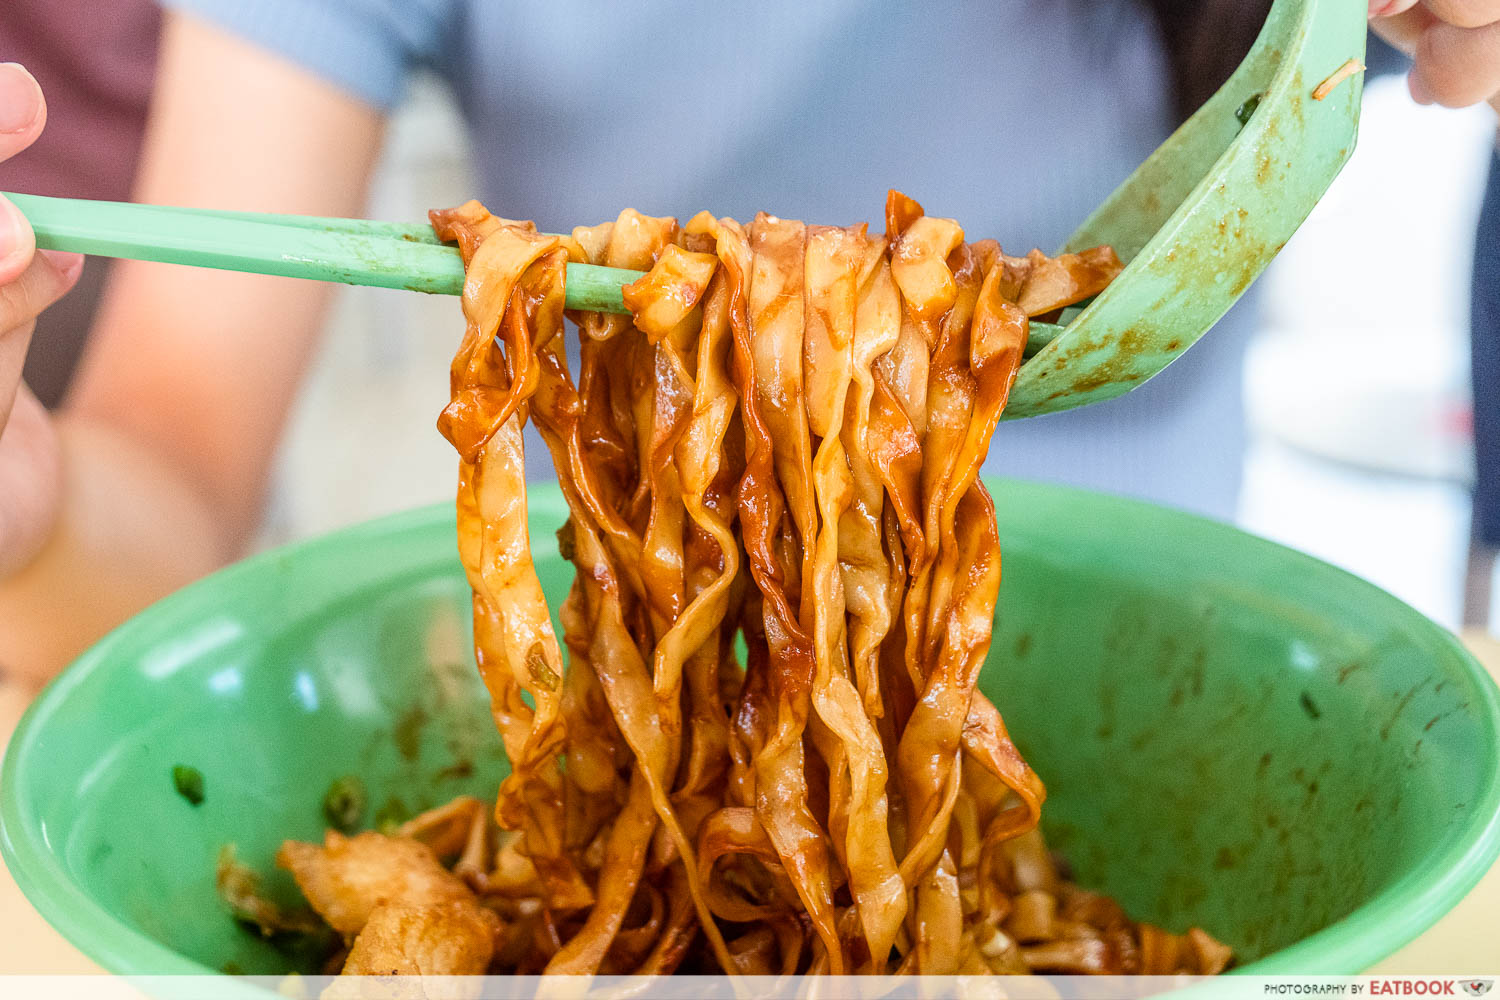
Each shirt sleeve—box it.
[160,0,458,111]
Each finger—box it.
[0,63,46,164]
[0,252,82,415]
[0,248,83,336]
[1370,4,1439,55]
[1371,0,1422,16]
[1410,17,1500,105]
[0,194,37,286]
[1423,0,1500,29]
[0,250,79,442]
[0,382,63,578]
[0,316,36,420]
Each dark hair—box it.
[1144,0,1275,121]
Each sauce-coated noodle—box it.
[270,193,1231,979]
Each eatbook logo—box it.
[1461,982,1493,997]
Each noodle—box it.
[269,192,1230,979]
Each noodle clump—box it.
[272,192,1231,979]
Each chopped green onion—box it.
[1234,93,1262,128]
[322,775,367,833]
[172,765,205,806]
[526,641,560,691]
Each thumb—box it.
[0,63,46,166]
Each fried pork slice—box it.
[277,831,474,936]
[330,901,500,980]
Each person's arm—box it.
[0,11,384,683]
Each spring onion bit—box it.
[172,764,205,806]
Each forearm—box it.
[0,415,228,688]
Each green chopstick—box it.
[4,192,1066,346]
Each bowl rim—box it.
[3,479,1498,977]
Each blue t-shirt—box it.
[168,0,1254,520]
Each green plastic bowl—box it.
[3,480,1499,976]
